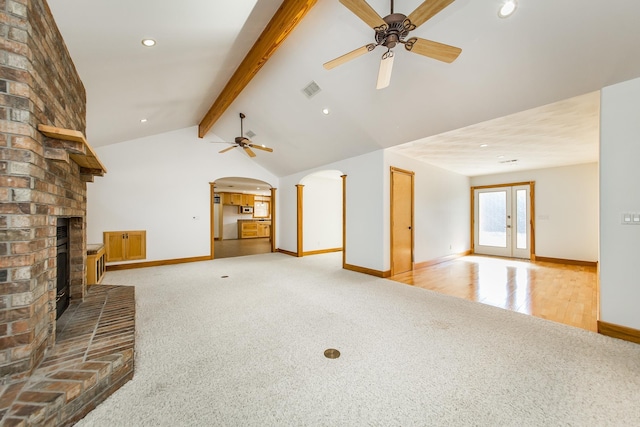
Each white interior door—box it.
[474,185,530,259]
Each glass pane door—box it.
[474,185,530,259]
[478,191,507,248]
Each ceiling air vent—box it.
[302,81,321,98]
[499,159,518,164]
[245,130,256,138]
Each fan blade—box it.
[249,144,273,153]
[405,37,461,63]
[243,146,256,157]
[219,146,236,154]
[407,0,455,28]
[323,44,376,70]
[376,51,394,90]
[339,0,386,29]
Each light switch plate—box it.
[621,212,640,225]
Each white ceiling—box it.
[214,177,272,195]
[47,0,640,177]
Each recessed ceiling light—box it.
[498,0,517,18]
[140,118,148,123]
[322,108,330,115]
[141,39,156,47]
[480,144,488,148]
[497,155,505,158]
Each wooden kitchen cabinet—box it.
[242,194,254,206]
[238,221,271,239]
[222,193,243,205]
[104,230,146,262]
[222,193,254,206]
[257,222,271,238]
[238,221,258,239]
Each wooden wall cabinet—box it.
[242,194,254,206]
[86,244,106,285]
[222,193,243,205]
[222,193,254,206]
[104,230,146,262]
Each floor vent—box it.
[302,81,321,98]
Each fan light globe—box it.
[498,0,517,18]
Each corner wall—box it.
[600,77,640,330]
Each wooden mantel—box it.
[38,124,107,180]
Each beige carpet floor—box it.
[76,252,640,426]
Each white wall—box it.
[471,163,599,262]
[278,149,469,273]
[600,77,640,330]
[300,171,342,253]
[279,150,385,271]
[384,150,470,267]
[87,126,278,263]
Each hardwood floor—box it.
[390,255,598,332]
[213,238,271,259]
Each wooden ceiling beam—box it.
[198,0,317,138]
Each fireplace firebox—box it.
[56,218,71,319]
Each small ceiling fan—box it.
[217,113,274,158]
[324,0,462,89]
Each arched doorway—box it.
[211,177,274,259]
[297,170,344,260]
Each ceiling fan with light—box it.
[217,113,274,158]
[324,0,462,89]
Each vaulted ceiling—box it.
[47,0,640,177]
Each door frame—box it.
[470,181,536,260]
[209,182,277,259]
[390,166,415,276]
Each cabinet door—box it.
[126,231,146,260]
[104,232,126,262]
[222,193,241,205]
[257,223,270,237]
[242,194,254,206]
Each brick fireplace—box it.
[1,0,95,384]
[1,2,137,424]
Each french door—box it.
[473,184,531,259]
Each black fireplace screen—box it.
[56,218,70,318]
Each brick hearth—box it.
[0,285,135,426]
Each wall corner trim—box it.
[106,255,212,271]
[414,250,472,270]
[598,320,640,345]
[344,263,391,278]
[534,256,598,268]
